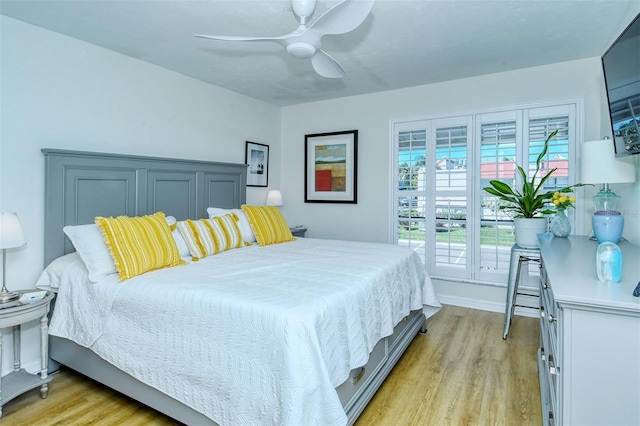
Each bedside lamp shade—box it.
[0,213,26,249]
[580,139,636,243]
[580,139,636,209]
[0,213,26,303]
[266,190,283,207]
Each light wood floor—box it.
[2,305,541,425]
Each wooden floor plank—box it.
[1,305,540,425]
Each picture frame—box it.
[305,130,358,203]
[245,141,269,187]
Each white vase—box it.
[550,208,571,238]
[514,217,547,249]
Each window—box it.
[397,128,427,263]
[393,102,580,284]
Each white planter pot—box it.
[514,217,548,249]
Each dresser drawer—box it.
[539,313,558,412]
[539,262,558,351]
[538,348,556,426]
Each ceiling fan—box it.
[195,0,374,78]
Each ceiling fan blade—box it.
[195,25,308,43]
[311,49,345,78]
[194,34,287,42]
[308,0,374,36]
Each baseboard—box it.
[437,294,539,318]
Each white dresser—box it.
[537,235,640,426]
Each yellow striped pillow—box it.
[214,213,246,249]
[95,212,186,281]
[241,205,294,246]
[176,214,244,260]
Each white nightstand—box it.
[290,226,307,237]
[0,290,55,418]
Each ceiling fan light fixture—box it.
[286,42,317,58]
[292,0,316,24]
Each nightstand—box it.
[290,226,307,237]
[0,290,55,418]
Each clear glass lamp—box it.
[579,139,636,243]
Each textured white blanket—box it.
[49,238,441,425]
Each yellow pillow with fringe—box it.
[176,213,244,260]
[95,212,186,281]
[241,205,294,246]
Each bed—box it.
[39,148,441,426]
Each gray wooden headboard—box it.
[43,149,247,265]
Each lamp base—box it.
[593,187,621,212]
[0,289,19,303]
[592,211,624,244]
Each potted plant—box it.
[483,130,586,248]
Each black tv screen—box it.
[602,12,640,157]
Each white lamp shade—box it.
[266,190,283,206]
[580,139,636,184]
[0,212,26,249]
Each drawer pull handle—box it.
[548,354,557,375]
[352,367,365,384]
[548,314,557,323]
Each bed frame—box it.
[42,148,425,425]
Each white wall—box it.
[280,57,640,309]
[0,16,281,374]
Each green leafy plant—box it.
[483,130,587,218]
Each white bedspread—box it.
[48,238,441,426]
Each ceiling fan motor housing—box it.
[287,42,317,58]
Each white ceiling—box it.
[2,0,639,106]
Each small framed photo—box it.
[245,141,269,187]
[305,130,358,203]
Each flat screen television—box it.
[602,12,640,157]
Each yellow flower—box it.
[550,189,578,210]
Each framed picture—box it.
[305,130,358,203]
[245,141,269,187]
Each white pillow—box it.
[165,215,192,258]
[35,252,82,290]
[63,224,117,282]
[207,207,256,243]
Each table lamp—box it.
[266,190,283,207]
[0,212,26,303]
[580,139,636,243]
